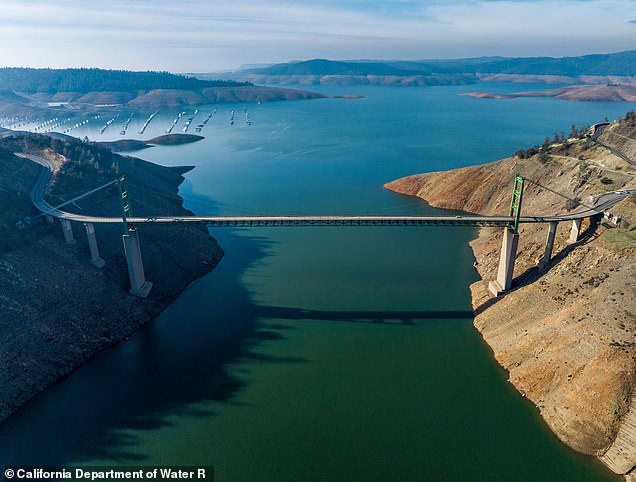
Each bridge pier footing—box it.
[122,228,152,298]
[60,219,76,244]
[568,219,582,244]
[84,223,105,269]
[538,221,558,269]
[489,227,519,296]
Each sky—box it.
[0,0,635,73]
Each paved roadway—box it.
[591,123,636,167]
[22,154,632,228]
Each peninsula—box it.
[0,68,327,118]
[385,112,636,477]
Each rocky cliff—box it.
[0,133,224,422]
[385,113,636,476]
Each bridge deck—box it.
[23,154,629,228]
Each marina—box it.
[138,110,159,135]
[119,113,134,136]
[1,104,257,140]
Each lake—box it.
[1,83,632,481]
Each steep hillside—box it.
[0,132,224,422]
[0,148,50,252]
[386,114,636,476]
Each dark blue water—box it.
[1,84,632,481]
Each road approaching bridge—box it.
[21,153,632,298]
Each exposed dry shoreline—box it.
[461,84,636,102]
[385,116,636,477]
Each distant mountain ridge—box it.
[458,50,636,76]
[232,51,636,95]
[247,59,421,77]
[244,51,636,77]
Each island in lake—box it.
[96,134,205,152]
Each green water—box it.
[1,84,632,481]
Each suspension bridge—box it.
[22,153,630,298]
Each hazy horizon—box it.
[1,0,635,73]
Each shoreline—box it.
[383,118,636,477]
[383,183,635,476]
[460,84,636,102]
[0,241,221,422]
[0,141,224,423]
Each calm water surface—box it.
[1,85,633,481]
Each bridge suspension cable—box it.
[523,177,596,211]
[25,154,628,228]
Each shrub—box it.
[565,197,581,210]
[515,146,538,159]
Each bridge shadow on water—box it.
[0,228,289,466]
[0,224,473,467]
[254,305,473,325]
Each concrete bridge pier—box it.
[122,228,152,298]
[489,227,519,296]
[568,219,582,244]
[60,219,76,244]
[45,214,54,224]
[538,221,558,269]
[84,223,105,269]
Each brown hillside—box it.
[461,85,636,102]
[386,114,636,475]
